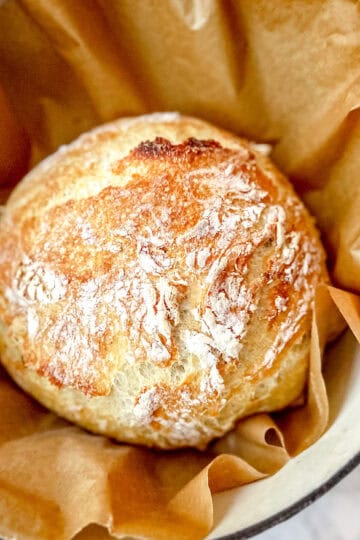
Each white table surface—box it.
[253,465,360,540]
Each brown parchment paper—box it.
[0,2,360,539]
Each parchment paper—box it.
[0,2,359,539]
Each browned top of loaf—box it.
[0,114,327,397]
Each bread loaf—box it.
[0,113,328,449]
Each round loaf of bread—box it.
[0,113,327,449]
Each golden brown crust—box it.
[0,113,328,448]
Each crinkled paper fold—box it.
[0,1,359,539]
